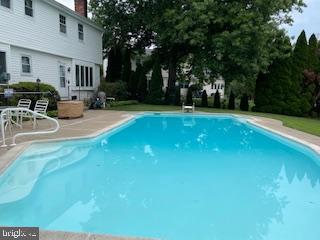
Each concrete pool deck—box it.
[0,110,319,240]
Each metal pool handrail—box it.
[0,107,60,147]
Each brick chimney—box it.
[75,0,87,18]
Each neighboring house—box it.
[0,0,103,100]
[203,77,225,98]
[128,50,226,98]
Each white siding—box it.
[10,46,72,98]
[0,0,102,65]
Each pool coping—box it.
[0,111,319,240]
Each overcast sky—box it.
[57,0,319,40]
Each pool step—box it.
[0,146,90,204]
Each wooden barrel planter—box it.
[58,101,84,119]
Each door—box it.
[0,52,6,83]
[59,63,69,99]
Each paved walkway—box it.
[0,110,319,240]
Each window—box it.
[76,65,79,86]
[21,56,31,74]
[0,0,10,8]
[85,67,89,86]
[78,24,84,40]
[25,0,33,17]
[221,84,224,89]
[59,14,66,33]
[89,67,93,87]
[80,66,84,86]
[75,64,93,88]
[59,65,66,88]
[0,52,6,74]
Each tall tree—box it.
[228,91,235,110]
[137,67,148,102]
[146,56,163,104]
[105,47,122,82]
[291,30,313,115]
[213,90,221,108]
[121,48,132,83]
[91,0,305,101]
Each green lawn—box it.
[108,103,320,137]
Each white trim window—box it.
[25,0,33,17]
[75,64,93,87]
[0,0,10,8]
[21,56,32,74]
[59,14,66,34]
[78,24,84,41]
[59,64,66,88]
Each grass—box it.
[108,103,320,137]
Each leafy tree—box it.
[164,87,170,105]
[186,88,193,105]
[146,57,163,104]
[240,94,249,111]
[121,48,132,83]
[201,90,208,107]
[228,91,235,110]
[91,0,305,103]
[213,90,221,108]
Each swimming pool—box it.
[0,114,319,240]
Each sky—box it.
[56,0,319,40]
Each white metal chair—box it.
[11,99,32,128]
[182,103,195,113]
[32,100,49,128]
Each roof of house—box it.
[43,0,104,32]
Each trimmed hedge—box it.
[0,82,60,110]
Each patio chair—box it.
[11,99,32,128]
[32,100,49,128]
[182,103,195,113]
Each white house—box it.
[128,50,225,98]
[0,0,103,100]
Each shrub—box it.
[201,90,208,107]
[174,87,181,106]
[240,94,249,111]
[0,82,60,110]
[98,81,129,100]
[137,71,148,102]
[186,88,193,105]
[228,91,235,110]
[213,90,221,108]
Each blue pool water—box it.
[0,114,320,240]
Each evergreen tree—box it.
[146,57,163,104]
[308,34,319,70]
[137,68,148,102]
[291,30,312,115]
[106,47,122,82]
[201,90,208,107]
[164,87,170,105]
[240,94,249,111]
[186,88,193,105]
[121,48,132,83]
[213,90,221,108]
[174,86,181,106]
[128,65,142,99]
[228,91,235,110]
